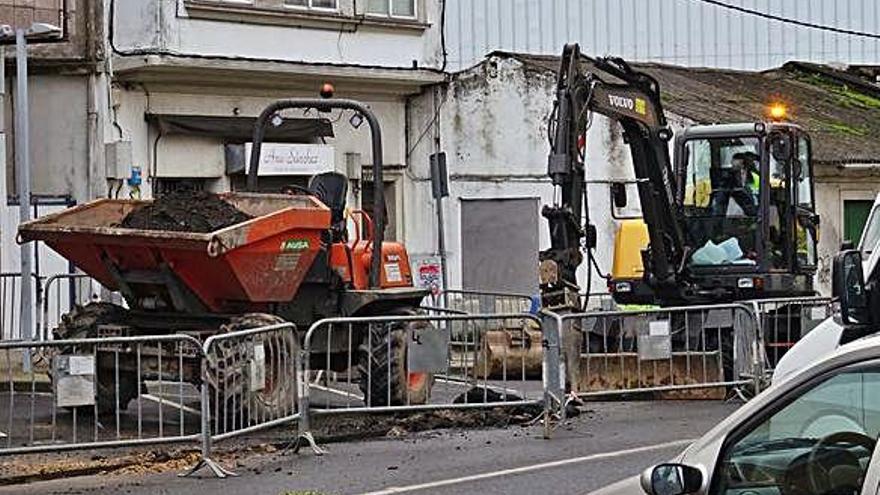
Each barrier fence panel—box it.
[0,273,44,341]
[0,273,25,341]
[182,321,302,478]
[581,293,616,311]
[202,321,301,442]
[427,290,536,316]
[298,313,552,443]
[0,334,203,456]
[40,273,107,341]
[550,304,761,400]
[747,296,833,372]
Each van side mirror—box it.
[611,182,628,209]
[833,250,871,326]
[641,464,702,495]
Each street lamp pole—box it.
[14,28,33,345]
[1,23,61,346]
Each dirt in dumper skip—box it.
[120,190,253,233]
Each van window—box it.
[714,367,880,494]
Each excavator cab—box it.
[673,122,818,301]
[610,123,819,304]
[542,43,819,308]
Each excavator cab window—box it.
[766,135,790,269]
[682,136,760,267]
[795,134,818,268]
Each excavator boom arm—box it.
[541,43,686,306]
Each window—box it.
[767,136,790,269]
[683,137,760,216]
[797,136,813,207]
[285,0,337,10]
[714,367,880,494]
[367,0,416,18]
[845,200,875,248]
[682,137,760,266]
[796,219,817,267]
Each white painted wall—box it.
[113,0,444,70]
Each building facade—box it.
[4,0,880,310]
[2,0,445,273]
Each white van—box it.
[772,193,880,384]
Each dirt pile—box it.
[310,404,542,442]
[121,190,253,233]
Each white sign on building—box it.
[245,143,335,176]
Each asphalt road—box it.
[4,400,741,495]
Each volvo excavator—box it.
[540,43,819,310]
[540,44,821,392]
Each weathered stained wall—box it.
[1,0,104,62]
[813,166,880,294]
[112,0,444,70]
[405,55,645,293]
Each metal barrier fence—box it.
[0,271,113,341]
[545,304,762,400]
[298,313,554,441]
[426,289,536,315]
[0,334,204,455]
[40,273,106,341]
[747,296,834,372]
[0,273,26,341]
[0,300,779,478]
[185,320,303,477]
[0,311,560,479]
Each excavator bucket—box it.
[473,320,544,380]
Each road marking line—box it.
[358,438,694,495]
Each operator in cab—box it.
[711,151,760,217]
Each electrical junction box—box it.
[105,140,133,179]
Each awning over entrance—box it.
[145,114,335,143]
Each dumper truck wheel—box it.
[357,309,433,406]
[53,302,139,415]
[206,313,298,430]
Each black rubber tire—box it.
[356,308,433,407]
[206,313,298,429]
[53,302,139,415]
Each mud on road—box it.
[0,405,542,487]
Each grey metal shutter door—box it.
[460,198,539,294]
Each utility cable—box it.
[693,0,880,39]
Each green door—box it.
[844,200,874,245]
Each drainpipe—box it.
[86,73,99,201]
